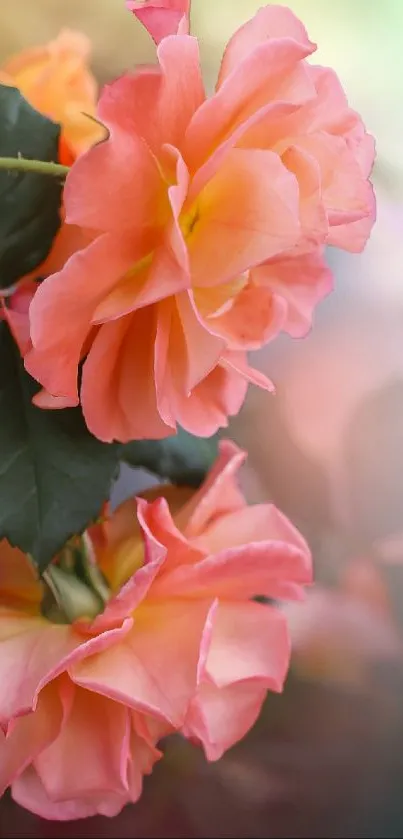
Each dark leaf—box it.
[121,429,219,488]
[0,85,62,289]
[0,321,119,571]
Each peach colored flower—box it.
[127,0,190,44]
[0,31,105,297]
[0,442,311,818]
[0,29,104,159]
[26,4,374,443]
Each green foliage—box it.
[121,428,219,488]
[0,322,119,571]
[0,85,63,289]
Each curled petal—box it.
[35,687,131,803]
[183,680,268,762]
[178,440,247,537]
[150,510,312,603]
[251,248,333,338]
[80,310,173,442]
[217,5,315,87]
[71,599,214,726]
[127,0,190,44]
[188,149,301,288]
[12,766,127,821]
[205,601,290,690]
[26,234,142,403]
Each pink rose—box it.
[26,4,375,442]
[0,442,311,818]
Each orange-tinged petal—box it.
[154,295,224,427]
[32,390,78,410]
[127,0,190,44]
[193,502,309,559]
[139,496,204,574]
[187,149,300,288]
[0,687,63,797]
[92,146,191,323]
[91,510,166,630]
[80,309,173,442]
[64,128,166,234]
[294,132,375,250]
[217,5,315,87]
[27,233,143,403]
[206,601,290,690]
[195,279,286,351]
[281,145,328,250]
[12,767,127,821]
[0,540,41,611]
[98,35,204,158]
[185,7,315,172]
[0,617,78,723]
[71,599,213,726]
[1,30,102,157]
[172,361,248,437]
[221,352,275,393]
[251,249,333,339]
[327,193,376,253]
[183,680,267,762]
[150,535,311,604]
[35,687,130,802]
[0,613,133,724]
[1,281,37,358]
[177,440,247,537]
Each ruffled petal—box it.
[0,615,133,723]
[217,5,315,86]
[98,35,204,157]
[35,686,131,802]
[64,122,165,233]
[26,233,141,402]
[150,510,312,603]
[178,440,247,537]
[80,309,173,442]
[0,687,62,796]
[251,248,333,338]
[185,6,315,171]
[183,680,267,762]
[187,149,300,288]
[12,766,127,820]
[71,599,213,726]
[171,360,249,437]
[205,601,290,690]
[127,0,190,45]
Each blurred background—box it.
[1,1,403,836]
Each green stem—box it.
[0,156,70,178]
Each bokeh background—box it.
[1,1,403,836]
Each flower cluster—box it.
[0,442,311,819]
[0,0,376,822]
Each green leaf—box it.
[0,321,119,572]
[121,428,219,488]
[0,85,62,289]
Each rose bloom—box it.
[26,3,375,442]
[0,442,311,819]
[0,30,105,297]
[0,29,103,161]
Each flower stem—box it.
[0,156,70,178]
